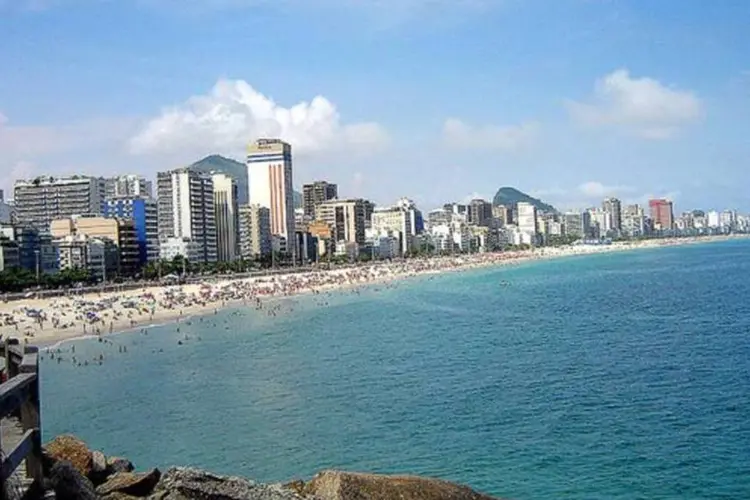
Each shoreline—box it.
[2,234,745,349]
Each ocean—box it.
[40,240,750,499]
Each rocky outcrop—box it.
[301,470,499,500]
[45,435,94,477]
[149,467,304,500]
[42,435,503,500]
[96,470,161,497]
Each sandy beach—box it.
[0,235,744,348]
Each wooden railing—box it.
[0,338,42,500]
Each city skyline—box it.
[1,1,749,210]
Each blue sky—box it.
[1,0,749,211]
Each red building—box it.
[649,199,674,231]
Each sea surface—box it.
[41,240,750,499]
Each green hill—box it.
[189,155,249,204]
[189,154,302,207]
[492,187,557,213]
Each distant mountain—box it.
[492,187,557,213]
[188,154,302,206]
[189,155,249,204]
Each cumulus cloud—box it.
[129,79,389,159]
[442,118,539,151]
[567,69,702,139]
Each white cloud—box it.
[129,79,389,159]
[567,69,702,139]
[442,118,539,151]
[578,181,635,198]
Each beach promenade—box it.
[0,235,743,348]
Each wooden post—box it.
[2,338,9,380]
[19,347,42,487]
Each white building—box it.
[212,172,239,262]
[335,241,359,260]
[157,168,217,264]
[720,210,736,230]
[371,206,413,255]
[589,208,611,238]
[247,139,295,255]
[159,237,201,263]
[707,211,721,228]
[516,202,538,243]
[53,234,107,280]
[105,175,153,199]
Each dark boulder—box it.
[107,456,136,475]
[47,460,98,500]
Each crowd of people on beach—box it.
[0,237,728,364]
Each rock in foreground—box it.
[150,467,304,500]
[302,470,500,500]
[42,434,503,499]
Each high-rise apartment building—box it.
[622,204,646,237]
[492,205,512,226]
[468,199,493,226]
[316,199,367,245]
[105,175,153,199]
[212,172,239,262]
[104,197,159,264]
[516,202,538,241]
[372,207,414,255]
[238,204,272,259]
[563,211,591,239]
[14,176,106,229]
[303,181,338,219]
[602,197,622,232]
[247,139,295,253]
[649,199,674,231]
[157,168,217,263]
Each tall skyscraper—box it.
[212,172,239,262]
[602,197,622,232]
[157,168,217,263]
[302,181,338,219]
[105,175,153,199]
[247,139,296,254]
[14,176,106,229]
[649,199,674,231]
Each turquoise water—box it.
[41,241,750,499]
